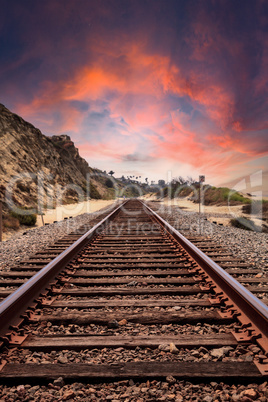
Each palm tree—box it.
[108,170,115,177]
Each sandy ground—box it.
[155,196,243,215]
[36,199,117,225]
[141,194,265,228]
[2,195,266,241]
[2,199,118,242]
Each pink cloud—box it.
[78,139,136,162]
[13,34,267,181]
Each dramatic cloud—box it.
[1,0,267,185]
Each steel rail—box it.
[1,198,267,355]
[0,201,126,338]
[141,200,268,352]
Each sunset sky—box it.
[1,0,268,188]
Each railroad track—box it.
[0,199,267,383]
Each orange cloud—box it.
[14,36,267,181]
[208,132,267,157]
[16,38,235,134]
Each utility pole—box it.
[198,176,205,235]
[199,175,205,215]
[199,185,201,215]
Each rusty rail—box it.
[142,200,268,353]
[0,201,126,338]
[0,199,267,378]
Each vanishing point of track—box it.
[0,199,267,382]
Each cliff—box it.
[0,104,112,210]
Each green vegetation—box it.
[230,215,267,233]
[228,192,251,203]
[87,182,102,199]
[156,179,252,206]
[230,217,259,231]
[203,187,251,205]
[11,210,37,226]
[122,185,144,198]
[161,184,193,198]
[157,181,195,199]
[105,178,114,188]
[81,181,102,199]
[176,186,193,197]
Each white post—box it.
[198,176,205,233]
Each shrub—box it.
[203,187,251,205]
[3,216,20,230]
[230,217,259,231]
[178,186,193,197]
[157,184,193,199]
[11,211,37,226]
[229,193,251,203]
[123,185,142,198]
[89,182,101,199]
[80,182,101,199]
[105,178,114,188]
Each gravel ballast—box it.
[148,202,268,272]
[0,200,267,400]
[0,379,267,401]
[0,204,120,272]
[1,201,267,273]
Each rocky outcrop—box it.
[50,135,91,178]
[0,104,109,210]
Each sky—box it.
[0,0,268,190]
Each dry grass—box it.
[3,216,20,231]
